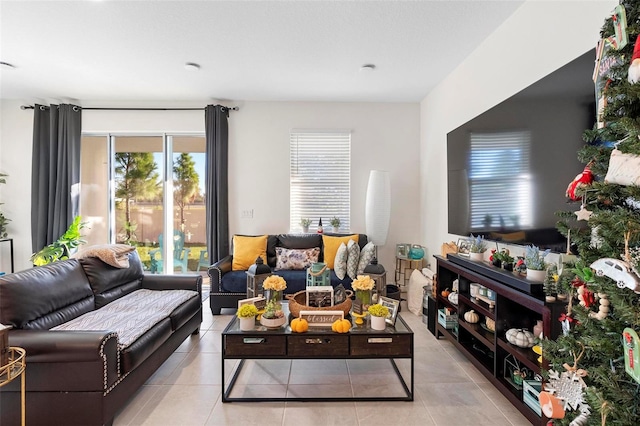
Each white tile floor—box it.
[113,302,532,426]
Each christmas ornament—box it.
[625,196,640,210]
[612,4,629,50]
[574,204,593,221]
[566,163,594,201]
[576,285,594,308]
[629,34,640,83]
[543,344,591,424]
[588,292,610,321]
[623,328,640,384]
[604,149,640,186]
[591,257,640,292]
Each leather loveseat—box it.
[0,250,202,426]
[208,233,374,314]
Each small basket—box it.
[286,290,353,318]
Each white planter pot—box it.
[469,252,484,261]
[239,317,255,331]
[527,268,546,282]
[333,226,340,233]
[370,315,386,330]
[301,226,309,233]
[260,315,286,329]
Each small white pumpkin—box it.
[505,328,535,348]
[464,310,479,324]
[448,291,459,305]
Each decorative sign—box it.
[623,327,640,383]
[238,296,266,311]
[352,298,364,315]
[306,286,334,308]
[299,310,344,327]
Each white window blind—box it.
[290,130,351,232]
[469,130,532,230]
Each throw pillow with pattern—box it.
[357,242,376,275]
[346,239,360,279]
[274,247,320,270]
[334,242,348,280]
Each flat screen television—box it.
[447,50,596,252]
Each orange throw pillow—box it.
[322,234,359,269]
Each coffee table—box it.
[221,304,413,402]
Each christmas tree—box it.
[545,1,640,424]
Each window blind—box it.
[469,130,532,230]
[290,131,351,232]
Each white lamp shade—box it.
[365,170,391,246]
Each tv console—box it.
[433,254,566,425]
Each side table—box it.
[395,257,424,288]
[0,347,26,426]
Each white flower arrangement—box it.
[352,275,375,291]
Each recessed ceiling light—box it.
[0,61,16,69]
[184,62,201,71]
[360,64,376,72]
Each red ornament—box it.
[566,163,594,201]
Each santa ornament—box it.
[566,162,594,201]
[629,34,640,83]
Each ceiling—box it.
[0,0,524,105]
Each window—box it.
[290,130,351,232]
[469,130,531,230]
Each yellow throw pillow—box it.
[322,234,359,269]
[232,235,268,271]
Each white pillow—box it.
[346,239,360,280]
[334,242,348,280]
[357,242,376,275]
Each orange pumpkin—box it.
[441,288,451,298]
[290,318,309,333]
[331,318,351,333]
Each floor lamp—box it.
[365,170,391,257]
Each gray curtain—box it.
[205,105,230,262]
[31,104,82,252]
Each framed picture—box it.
[306,286,334,308]
[396,243,410,259]
[238,296,266,310]
[299,310,344,327]
[456,238,471,256]
[378,296,400,326]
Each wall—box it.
[420,0,616,262]
[0,100,420,272]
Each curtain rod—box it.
[20,105,239,111]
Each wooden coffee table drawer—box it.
[287,335,349,357]
[224,335,286,357]
[350,334,412,357]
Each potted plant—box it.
[237,304,258,331]
[330,216,341,233]
[300,218,311,233]
[31,216,88,266]
[260,275,287,328]
[469,234,488,261]
[494,248,515,271]
[524,245,550,282]
[368,303,389,330]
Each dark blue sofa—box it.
[207,233,369,314]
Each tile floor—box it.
[113,302,532,426]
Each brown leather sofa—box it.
[0,251,202,426]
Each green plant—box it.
[236,304,258,318]
[300,218,311,227]
[524,245,550,271]
[493,248,514,264]
[469,234,488,253]
[330,216,340,227]
[368,303,390,317]
[31,216,88,266]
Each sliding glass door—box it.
[80,133,206,274]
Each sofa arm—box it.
[142,273,202,293]
[208,255,232,292]
[8,330,119,391]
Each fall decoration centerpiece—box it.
[260,275,287,328]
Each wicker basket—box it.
[286,290,353,318]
